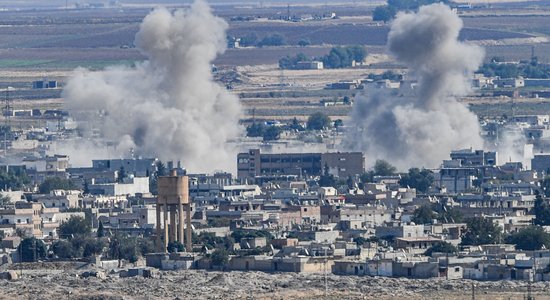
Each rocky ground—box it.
[0,262,549,299]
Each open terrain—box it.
[0,263,549,300]
[0,2,548,121]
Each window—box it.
[17,219,20,223]
[303,208,308,212]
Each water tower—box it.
[156,169,192,252]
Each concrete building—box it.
[0,202,84,238]
[88,176,149,196]
[296,61,324,70]
[92,158,157,177]
[375,224,425,239]
[532,154,550,174]
[156,170,192,252]
[32,190,81,209]
[493,77,525,88]
[450,149,497,166]
[237,149,365,180]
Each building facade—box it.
[237,149,365,180]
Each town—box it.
[2,0,550,299]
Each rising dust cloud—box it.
[63,0,243,172]
[345,4,485,170]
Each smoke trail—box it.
[63,0,243,172]
[345,4,484,170]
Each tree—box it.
[211,248,229,267]
[139,237,158,255]
[240,33,258,47]
[258,33,286,47]
[318,163,337,187]
[263,126,281,141]
[81,238,105,257]
[506,226,550,251]
[298,38,311,47]
[411,205,436,225]
[118,166,126,183]
[346,45,367,63]
[399,168,434,193]
[534,193,550,226]
[425,242,458,256]
[435,206,463,223]
[149,160,167,195]
[373,6,397,22]
[51,240,77,259]
[97,221,105,238]
[167,241,185,253]
[231,229,273,243]
[18,237,47,262]
[59,216,91,237]
[108,235,139,263]
[320,46,367,69]
[334,119,344,128]
[289,117,305,131]
[0,194,11,207]
[156,161,167,177]
[246,122,265,137]
[353,237,367,246]
[279,53,309,69]
[307,112,331,130]
[543,176,550,198]
[373,160,396,176]
[461,217,502,246]
[0,168,30,191]
[39,177,76,194]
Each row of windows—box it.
[260,168,320,174]
[260,157,321,163]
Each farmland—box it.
[0,2,549,120]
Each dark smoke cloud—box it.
[345,4,484,170]
[63,0,243,172]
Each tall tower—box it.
[156,169,193,252]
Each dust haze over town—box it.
[2,0,550,299]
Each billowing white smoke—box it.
[345,4,484,170]
[494,126,533,168]
[63,0,243,172]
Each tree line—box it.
[279,45,367,70]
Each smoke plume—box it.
[63,0,243,172]
[345,4,484,170]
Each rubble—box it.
[0,265,547,299]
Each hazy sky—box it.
[0,0,365,7]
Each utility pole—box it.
[446,251,449,280]
[287,4,290,21]
[19,243,22,277]
[324,247,328,298]
[471,282,475,300]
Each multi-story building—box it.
[237,149,365,180]
[532,153,550,174]
[0,202,84,238]
[450,149,497,166]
